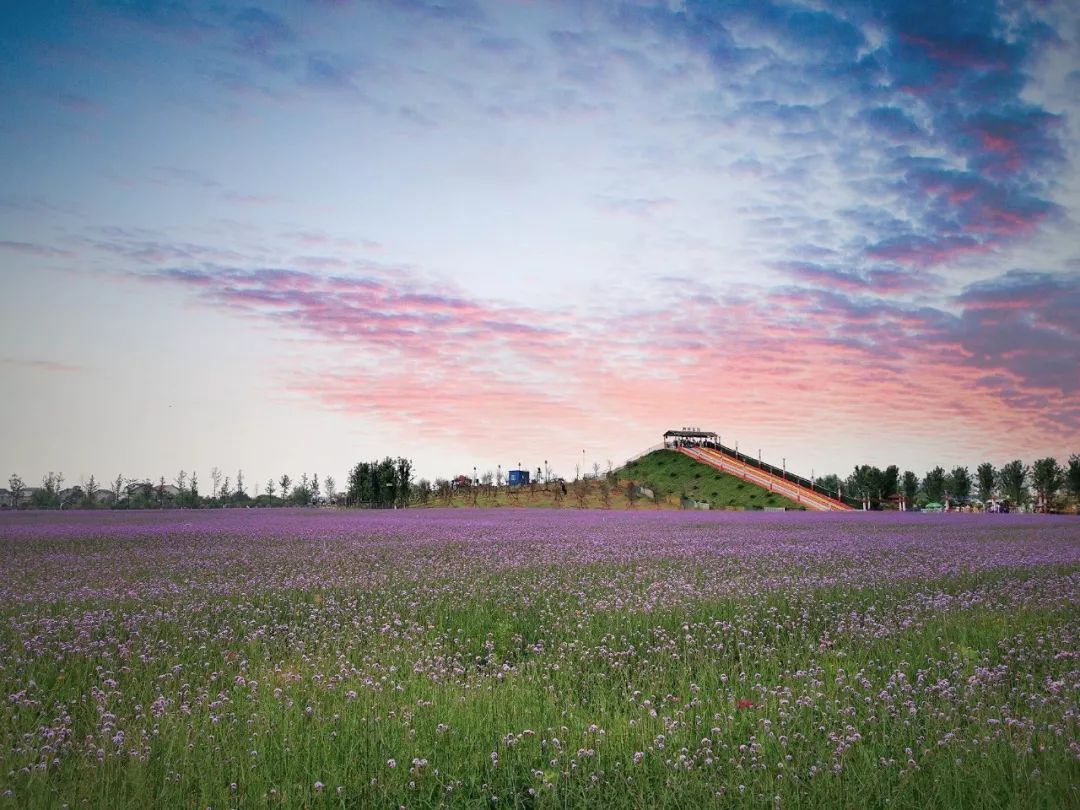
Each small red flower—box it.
[736,699,755,710]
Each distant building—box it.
[507,469,530,486]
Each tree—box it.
[345,457,412,508]
[265,479,276,504]
[220,476,230,504]
[290,473,312,506]
[324,475,336,503]
[946,466,971,503]
[175,470,187,499]
[881,465,900,500]
[8,473,25,509]
[81,474,99,508]
[901,471,918,504]
[976,463,996,503]
[626,480,639,508]
[111,474,124,506]
[210,466,222,500]
[435,477,452,506]
[395,457,412,508]
[188,471,199,508]
[922,467,946,503]
[35,472,63,509]
[846,465,885,507]
[817,474,843,498]
[1031,457,1064,511]
[279,474,291,502]
[312,473,320,499]
[998,460,1029,505]
[414,478,432,504]
[235,469,245,497]
[1067,455,1080,507]
[573,477,589,508]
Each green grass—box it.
[619,449,802,510]
[5,563,1077,808]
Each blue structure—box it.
[507,469,530,486]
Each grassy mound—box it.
[619,449,802,510]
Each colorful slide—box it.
[677,445,854,512]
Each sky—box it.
[1,0,1079,492]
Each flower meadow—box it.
[1,509,1078,809]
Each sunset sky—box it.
[2,0,1079,491]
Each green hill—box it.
[619,449,803,510]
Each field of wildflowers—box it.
[1,508,1078,808]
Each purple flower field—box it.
[1,509,1078,807]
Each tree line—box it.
[7,453,1080,512]
[819,455,1080,511]
[3,467,339,510]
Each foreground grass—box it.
[1,515,1077,808]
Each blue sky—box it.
[1,0,1078,490]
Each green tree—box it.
[347,458,414,508]
[817,474,843,498]
[976,463,996,502]
[946,466,971,502]
[395,457,412,508]
[8,473,25,509]
[998,460,1029,505]
[901,471,919,504]
[414,479,432,505]
[881,465,900,500]
[34,472,63,509]
[109,474,124,507]
[1067,455,1080,507]
[1031,457,1064,511]
[847,465,885,505]
[922,467,946,503]
[290,473,312,505]
[80,475,99,508]
[279,474,291,503]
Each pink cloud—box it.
[147,263,1079,464]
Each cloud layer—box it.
[1,0,1078,479]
